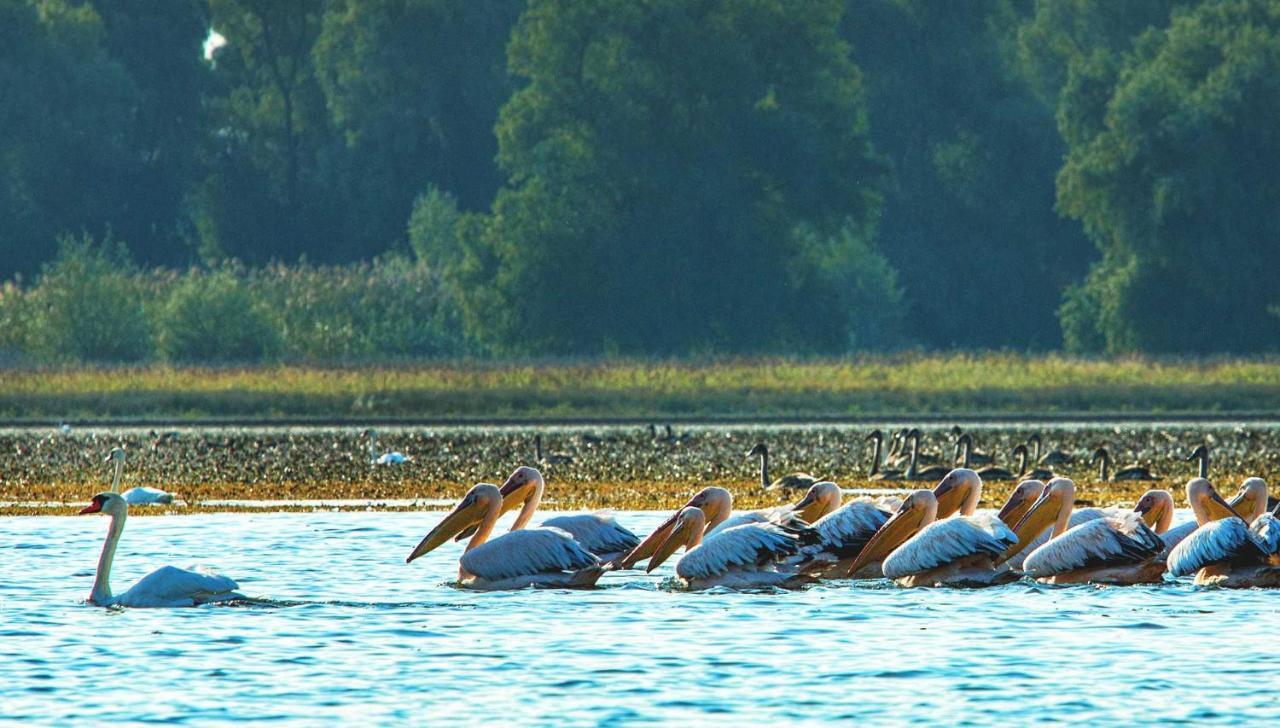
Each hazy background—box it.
[2,0,1277,365]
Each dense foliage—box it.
[2,0,1277,361]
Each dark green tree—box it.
[1053,0,1280,353]
[460,0,890,354]
[844,0,1092,350]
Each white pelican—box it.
[495,466,639,562]
[614,486,736,570]
[1167,480,1280,587]
[78,491,240,608]
[790,497,892,579]
[407,483,603,590]
[1159,477,1268,552]
[849,469,1038,587]
[644,506,817,590]
[746,443,818,491]
[791,481,844,523]
[365,429,410,465]
[101,447,176,504]
[1011,479,1165,584]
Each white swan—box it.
[365,429,410,465]
[100,447,176,505]
[78,490,241,608]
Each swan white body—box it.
[80,490,241,608]
[366,430,410,465]
[121,486,175,505]
[408,482,604,590]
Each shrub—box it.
[157,265,279,363]
[407,185,462,273]
[26,235,155,363]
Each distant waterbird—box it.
[364,429,410,465]
[746,442,818,491]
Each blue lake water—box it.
[2,510,1276,725]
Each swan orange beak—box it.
[408,496,488,563]
[79,495,105,515]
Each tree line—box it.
[2,0,1277,363]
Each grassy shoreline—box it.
[2,355,1279,419]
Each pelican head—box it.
[646,506,707,573]
[407,483,501,563]
[79,491,127,517]
[847,489,937,577]
[1000,477,1074,564]
[996,479,1046,527]
[933,468,981,518]
[1133,489,1175,533]
[1229,478,1268,522]
[792,481,842,523]
[497,466,545,513]
[1186,478,1248,526]
[614,487,731,570]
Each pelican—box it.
[1159,478,1268,551]
[1009,479,1166,584]
[746,443,819,491]
[407,483,604,589]
[77,449,240,608]
[535,434,574,466]
[1092,447,1159,481]
[866,429,905,481]
[1185,444,1210,479]
[1167,480,1280,587]
[495,466,638,562]
[844,469,1003,583]
[614,487,736,570]
[788,493,893,578]
[643,507,818,590]
[791,481,845,523]
[101,447,175,504]
[365,429,410,465]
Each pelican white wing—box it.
[1167,518,1253,577]
[705,506,805,538]
[1160,520,1198,552]
[801,499,889,563]
[676,523,801,581]
[1007,507,1108,569]
[114,565,241,608]
[882,514,1016,579]
[1249,513,1280,558]
[1022,513,1163,578]
[540,513,640,559]
[459,528,599,582]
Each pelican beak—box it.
[847,499,926,577]
[1206,486,1249,523]
[933,474,964,519]
[616,510,682,570]
[996,485,1034,525]
[1133,495,1164,529]
[646,515,693,573]
[1227,487,1256,521]
[450,475,532,542]
[999,489,1058,565]
[792,491,820,523]
[407,496,487,563]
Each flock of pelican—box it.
[74,438,1280,607]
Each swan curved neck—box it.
[92,508,126,605]
[1016,447,1027,475]
[1097,451,1109,481]
[110,461,123,494]
[535,436,543,461]
[1198,453,1209,479]
[869,436,882,476]
[511,477,545,531]
[757,450,769,488]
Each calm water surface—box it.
[2,510,1276,725]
